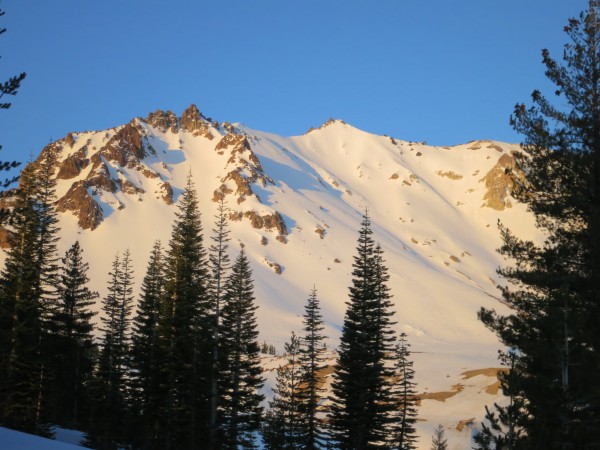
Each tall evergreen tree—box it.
[130,240,165,449]
[392,333,418,450]
[263,332,304,449]
[0,166,46,434]
[157,173,211,449]
[298,287,327,449]
[87,250,135,450]
[219,248,265,449]
[479,2,600,447]
[327,212,397,449]
[48,241,98,429]
[208,198,231,449]
[0,148,61,435]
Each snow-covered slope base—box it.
[4,106,540,449]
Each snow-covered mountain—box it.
[4,105,541,449]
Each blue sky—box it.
[0,0,588,170]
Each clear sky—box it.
[0,0,588,170]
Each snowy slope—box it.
[2,106,540,449]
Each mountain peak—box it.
[304,117,347,134]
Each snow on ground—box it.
[1,114,538,449]
[0,427,88,449]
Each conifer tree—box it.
[327,212,397,449]
[264,332,304,449]
[393,333,418,450]
[0,148,61,435]
[0,6,25,194]
[219,248,264,449]
[298,287,327,449]
[130,240,164,449]
[157,173,211,449]
[478,2,600,447]
[0,166,46,434]
[472,351,526,450]
[208,198,231,449]
[48,241,98,429]
[87,250,134,449]
[429,425,447,450]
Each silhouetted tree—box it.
[328,212,397,448]
[219,248,264,449]
[479,1,600,447]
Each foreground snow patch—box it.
[0,427,88,449]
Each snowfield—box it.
[1,110,540,449]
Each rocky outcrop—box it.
[180,104,214,139]
[57,147,90,180]
[86,162,118,194]
[216,131,272,204]
[51,118,175,230]
[92,122,147,168]
[145,109,179,133]
[243,211,288,236]
[158,181,174,204]
[480,153,526,210]
[305,118,346,134]
[56,181,104,230]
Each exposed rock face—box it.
[48,119,176,230]
[244,211,288,236]
[216,131,273,204]
[57,147,89,180]
[92,122,147,168]
[180,104,214,139]
[211,130,287,240]
[305,118,346,134]
[145,109,179,133]
[56,181,104,230]
[159,181,174,204]
[480,153,526,210]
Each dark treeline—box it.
[0,162,420,449]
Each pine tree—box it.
[0,148,61,435]
[157,173,211,449]
[478,2,600,447]
[219,248,265,449]
[0,6,25,195]
[327,212,397,449]
[429,425,447,450]
[48,241,98,429]
[264,332,304,449]
[473,351,526,450]
[298,287,327,449]
[130,240,164,449]
[393,333,418,450]
[208,198,231,449]
[0,166,45,434]
[87,250,134,449]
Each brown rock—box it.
[85,162,117,193]
[56,181,104,230]
[145,109,179,133]
[56,148,89,180]
[119,178,145,195]
[243,210,288,236]
[480,153,526,210]
[64,132,76,148]
[180,104,214,139]
[159,181,174,204]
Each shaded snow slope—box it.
[2,107,540,449]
